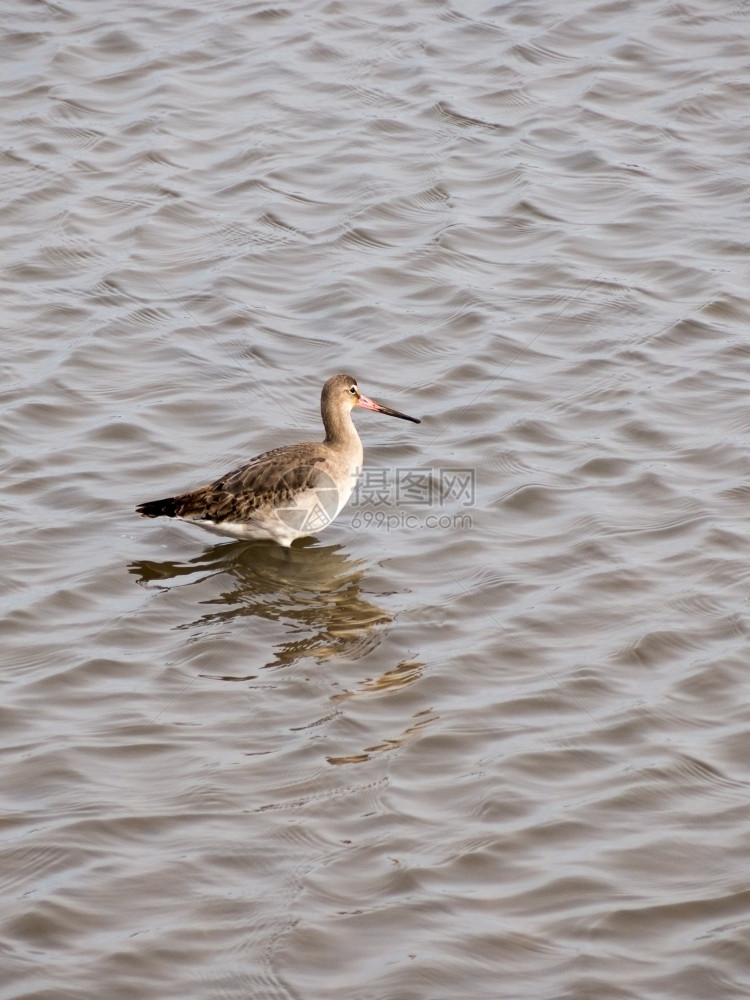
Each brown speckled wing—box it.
[173,443,331,523]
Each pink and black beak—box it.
[356,392,421,424]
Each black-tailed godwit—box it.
[136,373,421,546]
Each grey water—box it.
[3,1,750,997]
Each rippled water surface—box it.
[4,1,750,997]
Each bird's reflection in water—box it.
[332,658,425,701]
[130,539,437,764]
[327,706,438,766]
[129,537,392,668]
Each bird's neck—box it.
[323,405,359,449]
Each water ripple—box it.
[4,0,750,997]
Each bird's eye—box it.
[349,385,357,394]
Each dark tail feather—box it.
[136,496,180,519]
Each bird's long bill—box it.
[357,394,421,424]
